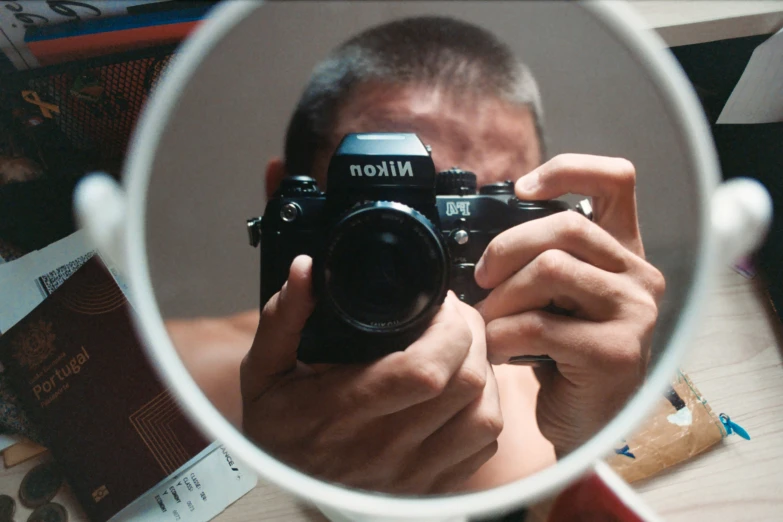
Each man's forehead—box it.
[316,82,541,185]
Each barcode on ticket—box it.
[36,252,96,297]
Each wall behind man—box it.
[144,2,702,361]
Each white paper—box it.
[0,0,171,70]
[113,445,258,522]
[0,248,45,334]
[0,230,129,333]
[717,28,783,124]
[0,433,21,452]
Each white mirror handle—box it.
[73,173,129,274]
[711,178,772,265]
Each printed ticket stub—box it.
[115,445,258,521]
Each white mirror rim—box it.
[119,0,722,518]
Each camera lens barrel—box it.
[316,201,449,335]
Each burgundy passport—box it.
[0,256,210,521]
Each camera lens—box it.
[319,202,449,334]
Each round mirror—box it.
[83,0,732,519]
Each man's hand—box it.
[241,255,503,494]
[474,154,665,456]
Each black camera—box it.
[248,133,576,364]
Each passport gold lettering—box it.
[29,351,66,385]
[32,346,90,403]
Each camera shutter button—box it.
[479,180,515,195]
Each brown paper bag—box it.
[607,370,726,483]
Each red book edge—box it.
[27,21,200,66]
[548,472,648,522]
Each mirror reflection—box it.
[149,3,691,496]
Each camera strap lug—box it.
[247,217,262,247]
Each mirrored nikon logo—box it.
[350,160,413,177]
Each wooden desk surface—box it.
[635,268,783,521]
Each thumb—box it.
[514,154,642,254]
[241,255,314,401]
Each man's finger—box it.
[431,441,499,494]
[334,292,474,417]
[452,300,489,380]
[485,310,640,370]
[477,250,623,323]
[418,367,502,470]
[391,291,474,398]
[384,301,488,442]
[514,154,643,255]
[474,210,629,290]
[241,255,314,401]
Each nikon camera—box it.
[248,133,579,364]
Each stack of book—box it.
[25,4,214,67]
[0,1,218,70]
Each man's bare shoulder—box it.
[165,311,259,428]
[166,310,260,351]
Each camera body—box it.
[248,133,570,364]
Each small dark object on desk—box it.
[19,461,63,508]
[27,502,67,522]
[0,494,16,522]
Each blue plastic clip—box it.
[719,413,750,440]
[614,444,636,459]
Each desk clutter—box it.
[0,2,217,259]
[0,232,257,521]
[0,459,69,522]
[0,5,260,519]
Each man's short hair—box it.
[283,16,546,176]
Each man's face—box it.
[309,81,542,188]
